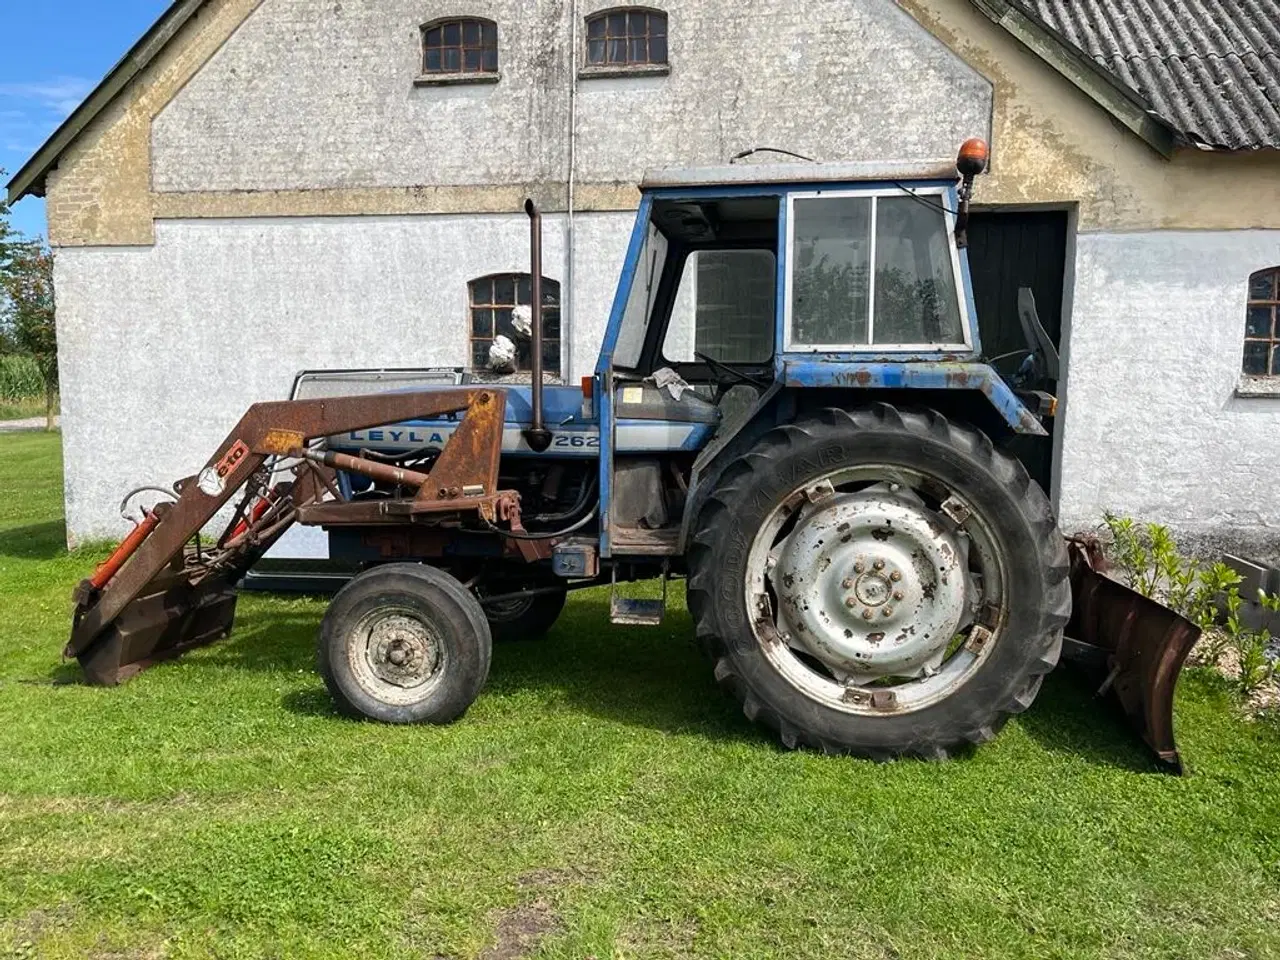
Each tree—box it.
[0,170,58,429]
[1,241,57,430]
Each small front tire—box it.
[318,563,492,724]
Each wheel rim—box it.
[745,466,1008,716]
[347,606,445,706]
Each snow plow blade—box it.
[1063,541,1201,774]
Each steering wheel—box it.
[694,352,768,390]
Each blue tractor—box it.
[69,140,1198,768]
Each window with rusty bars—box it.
[1245,267,1280,377]
[470,275,561,375]
[586,8,668,67]
[422,18,498,75]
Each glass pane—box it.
[615,222,670,369]
[1250,270,1277,301]
[1243,341,1270,375]
[443,47,460,71]
[1246,305,1274,338]
[493,275,515,305]
[472,340,492,369]
[482,21,497,46]
[650,14,666,37]
[471,308,493,337]
[545,309,562,339]
[874,196,964,345]
[665,250,777,363]
[587,39,605,64]
[1273,346,1280,377]
[424,27,441,47]
[543,339,561,374]
[442,21,461,45]
[791,197,872,346]
[587,16,606,39]
[424,48,441,72]
[494,308,515,339]
[649,34,667,62]
[629,11,648,33]
[463,20,480,45]
[608,38,627,62]
[630,37,648,63]
[470,278,492,304]
[483,49,498,71]
[464,49,482,71]
[544,280,561,305]
[608,12,627,34]
[516,276,532,304]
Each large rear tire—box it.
[318,563,492,724]
[484,588,567,642]
[687,404,1070,760]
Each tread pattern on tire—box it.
[686,403,1071,760]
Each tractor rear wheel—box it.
[483,587,567,642]
[687,404,1070,760]
[318,563,492,724]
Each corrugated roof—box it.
[1011,0,1280,150]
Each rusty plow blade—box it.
[68,387,511,685]
[1062,541,1201,774]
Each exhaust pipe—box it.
[523,199,552,453]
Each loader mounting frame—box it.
[69,389,515,685]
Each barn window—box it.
[1244,267,1280,377]
[470,274,561,376]
[585,8,668,68]
[421,18,498,76]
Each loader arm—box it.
[70,388,510,684]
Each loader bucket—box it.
[1062,540,1201,774]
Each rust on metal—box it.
[68,387,522,686]
[1064,539,1200,774]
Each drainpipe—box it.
[565,0,579,380]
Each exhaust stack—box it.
[523,199,553,453]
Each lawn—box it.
[1,430,1279,959]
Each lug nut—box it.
[893,591,904,602]
[862,609,875,620]
[890,571,902,582]
[854,562,866,574]
[846,597,857,608]
[843,578,854,589]
[882,606,894,617]
[873,559,885,571]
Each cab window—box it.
[663,249,776,363]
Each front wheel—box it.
[318,563,492,724]
[688,404,1070,760]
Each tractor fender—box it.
[678,363,1047,553]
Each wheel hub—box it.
[365,614,441,689]
[771,488,970,680]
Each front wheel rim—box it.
[745,465,1009,717]
[347,606,446,705]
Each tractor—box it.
[67,140,1200,768]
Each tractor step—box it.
[610,565,668,626]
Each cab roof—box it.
[640,160,961,191]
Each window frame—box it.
[782,186,973,354]
[419,16,500,80]
[468,273,562,377]
[583,6,669,70]
[1243,267,1280,379]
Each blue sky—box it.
[2,0,170,239]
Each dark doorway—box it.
[966,209,1069,493]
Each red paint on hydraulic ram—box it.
[89,512,160,590]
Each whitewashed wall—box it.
[54,211,634,542]
[1057,230,1280,561]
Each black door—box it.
[965,210,1069,491]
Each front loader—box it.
[69,140,1200,769]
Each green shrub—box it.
[0,353,43,401]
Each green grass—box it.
[2,431,1280,959]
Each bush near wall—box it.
[0,354,44,401]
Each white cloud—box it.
[0,77,95,117]
[0,75,94,157]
